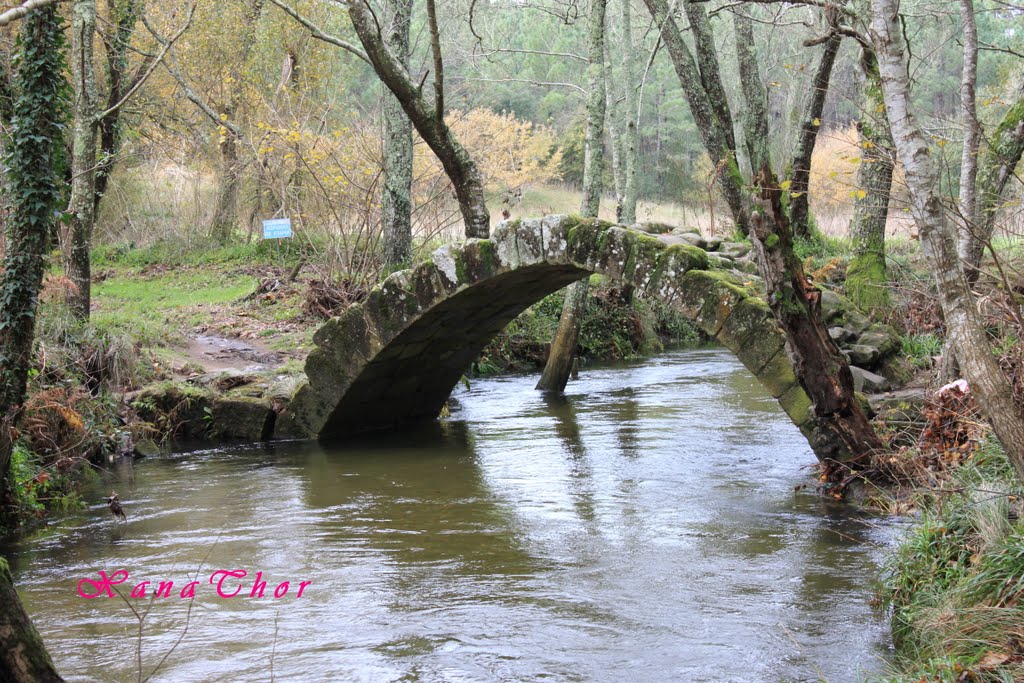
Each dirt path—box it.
[179,334,286,374]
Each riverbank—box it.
[873,435,1024,682]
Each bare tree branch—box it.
[465,76,586,95]
[96,1,197,122]
[0,0,63,27]
[141,15,244,137]
[476,47,589,63]
[268,0,369,64]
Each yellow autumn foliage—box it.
[808,125,863,211]
[437,109,562,190]
[808,124,906,217]
[255,109,561,221]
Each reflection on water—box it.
[3,348,897,682]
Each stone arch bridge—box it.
[274,215,821,449]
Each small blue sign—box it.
[263,218,292,240]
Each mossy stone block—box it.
[756,348,799,398]
[779,383,813,426]
[675,270,748,336]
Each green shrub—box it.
[476,278,706,374]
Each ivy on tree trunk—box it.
[0,8,68,678]
[0,3,68,483]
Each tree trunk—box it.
[63,0,99,320]
[579,0,607,219]
[641,0,749,234]
[94,0,144,213]
[618,0,639,225]
[749,169,886,467]
[536,277,591,393]
[536,0,607,393]
[381,0,413,270]
[958,0,979,233]
[961,82,1024,279]
[0,0,66,480]
[606,37,626,221]
[731,14,884,468]
[870,0,1024,483]
[0,559,64,683]
[210,130,242,243]
[210,0,265,244]
[348,1,490,239]
[789,34,841,238]
[733,12,770,174]
[846,52,894,314]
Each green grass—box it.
[91,269,256,346]
[901,333,943,369]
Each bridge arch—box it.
[275,216,813,448]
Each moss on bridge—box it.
[275,215,821,457]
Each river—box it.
[3,348,898,682]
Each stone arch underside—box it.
[275,216,814,450]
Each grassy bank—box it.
[876,438,1024,682]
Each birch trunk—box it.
[619,0,639,224]
[958,0,979,232]
[63,0,99,319]
[579,0,607,219]
[381,0,413,270]
[607,0,638,224]
[870,0,1024,482]
[536,0,607,393]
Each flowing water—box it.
[3,348,899,682]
